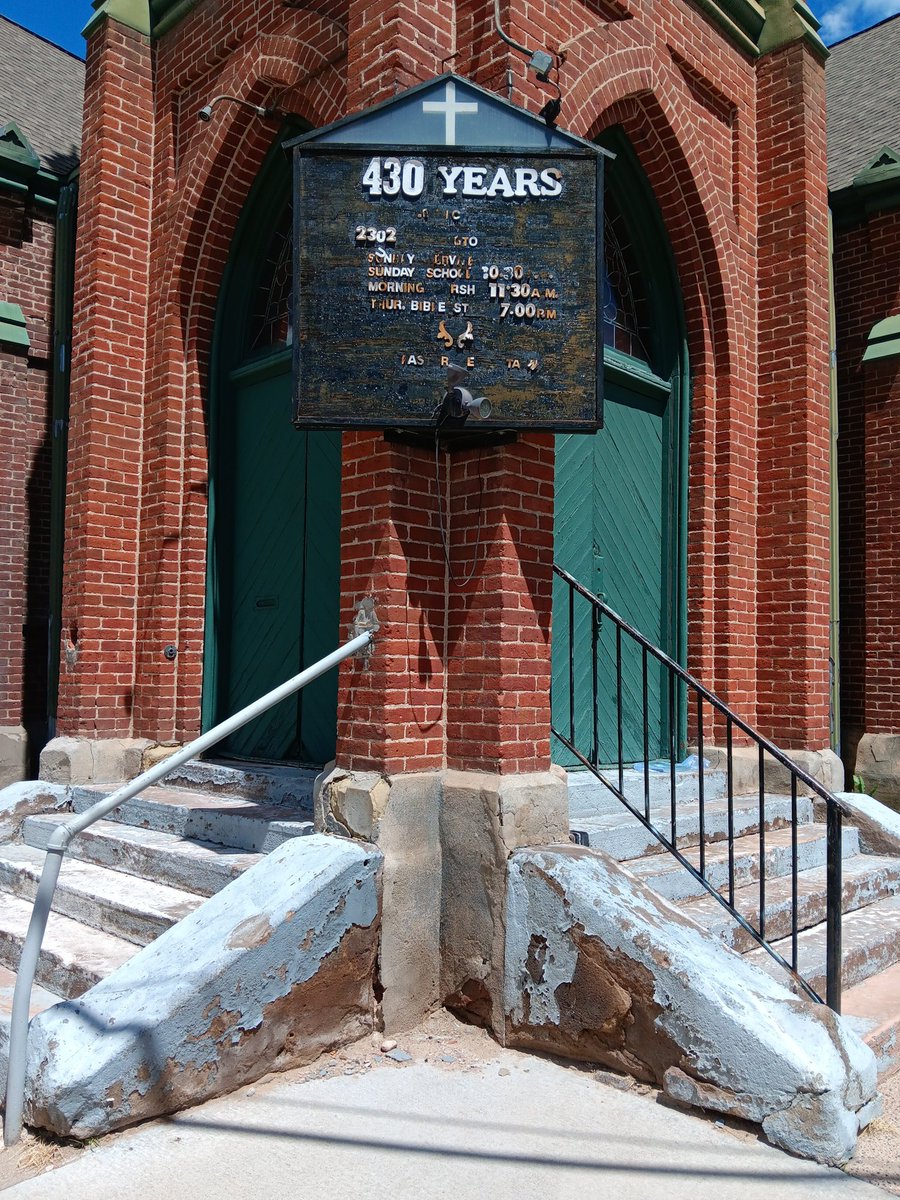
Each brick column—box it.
[327,1,567,1036]
[445,436,554,775]
[755,40,831,751]
[335,434,446,775]
[57,17,153,738]
[334,433,555,776]
[346,0,455,111]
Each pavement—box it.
[1,1014,887,1200]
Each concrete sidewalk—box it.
[2,1021,885,1200]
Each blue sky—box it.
[0,0,897,55]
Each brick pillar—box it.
[335,434,446,775]
[334,433,555,776]
[346,0,455,111]
[57,17,153,738]
[445,436,554,775]
[755,40,831,750]
[328,1,567,1036]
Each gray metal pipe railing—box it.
[3,628,374,1146]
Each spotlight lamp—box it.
[489,0,562,121]
[198,95,282,122]
[437,364,492,429]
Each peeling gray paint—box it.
[25,834,381,1137]
[833,790,900,857]
[504,847,878,1164]
[0,780,70,842]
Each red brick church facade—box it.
[39,0,839,780]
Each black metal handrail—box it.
[552,563,847,1010]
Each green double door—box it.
[208,353,341,765]
[552,358,680,767]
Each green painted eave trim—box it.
[0,121,40,174]
[0,302,30,350]
[83,0,151,39]
[853,146,900,188]
[0,161,64,208]
[151,0,200,38]
[688,0,825,59]
[830,172,900,224]
[863,315,900,363]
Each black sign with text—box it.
[292,145,603,430]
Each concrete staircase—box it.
[0,761,318,1094]
[569,770,900,1079]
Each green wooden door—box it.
[552,129,687,769]
[212,355,341,763]
[203,133,342,766]
[553,363,675,765]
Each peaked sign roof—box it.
[287,74,612,155]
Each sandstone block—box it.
[0,726,27,790]
[851,734,900,810]
[39,737,93,785]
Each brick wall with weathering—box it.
[835,204,900,761]
[58,0,834,764]
[0,191,56,769]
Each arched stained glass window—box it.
[246,201,292,353]
[602,193,651,362]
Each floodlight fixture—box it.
[198,95,280,122]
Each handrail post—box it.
[826,801,843,1013]
[2,628,374,1147]
[3,849,64,1146]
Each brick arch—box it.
[133,15,349,740]
[565,52,740,389]
[559,50,759,703]
[171,16,347,366]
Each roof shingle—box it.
[0,17,84,177]
[826,14,900,193]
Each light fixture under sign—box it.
[437,364,491,430]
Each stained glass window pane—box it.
[602,195,651,362]
[247,202,292,353]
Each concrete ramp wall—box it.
[504,846,878,1164]
[25,835,381,1137]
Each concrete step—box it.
[571,794,814,862]
[153,759,318,808]
[843,958,900,1079]
[680,853,900,950]
[0,963,64,1093]
[745,893,900,994]
[0,843,203,946]
[622,823,860,903]
[567,767,729,820]
[71,784,314,853]
[23,814,264,898]
[0,892,139,999]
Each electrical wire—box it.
[433,427,486,587]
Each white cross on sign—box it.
[422,81,479,146]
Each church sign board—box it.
[288,76,609,431]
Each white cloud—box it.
[816,0,900,43]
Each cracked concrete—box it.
[504,845,878,1164]
[24,834,382,1137]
